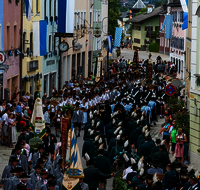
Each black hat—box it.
[155,139,161,144]
[37,158,45,164]
[15,144,22,151]
[47,174,56,179]
[15,166,25,172]
[159,144,165,150]
[58,158,63,164]
[188,169,198,181]
[46,127,51,133]
[48,179,57,187]
[19,173,30,178]
[152,159,159,166]
[17,183,27,190]
[10,155,19,162]
[33,164,42,169]
[38,144,44,150]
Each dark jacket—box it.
[83,166,111,188]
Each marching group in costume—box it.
[0,56,198,190]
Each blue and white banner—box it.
[166,15,173,39]
[108,36,113,53]
[33,21,47,56]
[24,0,32,21]
[114,28,123,47]
[69,125,84,178]
[160,19,166,31]
[180,0,188,30]
[58,0,75,34]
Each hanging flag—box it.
[58,0,75,34]
[62,125,83,190]
[165,15,173,39]
[160,18,166,31]
[30,98,46,139]
[114,28,123,47]
[24,0,32,21]
[180,0,188,30]
[33,20,47,56]
[108,36,113,53]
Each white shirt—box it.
[1,113,8,125]
[122,167,136,180]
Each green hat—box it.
[40,169,48,175]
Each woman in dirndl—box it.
[175,128,187,164]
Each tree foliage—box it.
[109,0,122,39]
[135,7,147,16]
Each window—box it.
[7,26,10,50]
[23,1,26,13]
[78,12,80,26]
[174,11,177,22]
[36,0,40,13]
[93,10,95,24]
[81,12,83,25]
[23,32,26,53]
[49,0,52,17]
[44,75,48,94]
[44,0,47,18]
[134,38,140,44]
[54,0,57,17]
[145,26,153,31]
[30,32,33,53]
[180,11,183,23]
[84,12,86,26]
[74,12,77,29]
[28,61,38,71]
[155,26,159,31]
[0,25,1,51]
[96,10,98,22]
[90,12,92,27]
[49,35,52,51]
[134,26,141,31]
[14,25,17,48]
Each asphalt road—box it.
[112,48,170,62]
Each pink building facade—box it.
[170,5,186,80]
[3,0,21,100]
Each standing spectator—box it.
[72,102,84,138]
[42,127,57,163]
[8,112,16,148]
[169,121,178,156]
[1,108,10,145]
[175,128,187,164]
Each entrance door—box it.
[49,72,56,96]
[82,52,85,78]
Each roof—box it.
[132,0,146,9]
[126,6,164,23]
[120,12,129,19]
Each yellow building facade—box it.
[22,0,43,95]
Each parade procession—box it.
[0,0,200,189]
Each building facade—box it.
[22,0,43,95]
[59,0,93,87]
[42,0,60,96]
[93,0,102,75]
[128,7,162,51]
[159,14,170,55]
[3,0,21,101]
[0,0,4,101]
[185,0,192,108]
[189,0,200,169]
[169,1,185,80]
